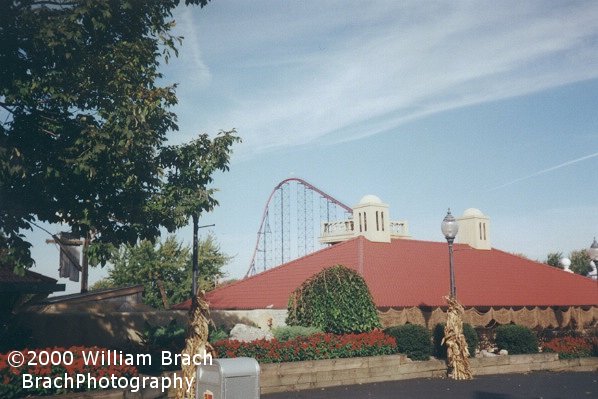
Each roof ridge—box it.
[199,237,363,298]
[490,247,598,279]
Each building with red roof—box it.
[175,196,598,330]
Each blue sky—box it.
[28,1,598,293]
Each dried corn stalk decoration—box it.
[175,290,213,399]
[442,295,473,380]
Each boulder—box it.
[481,349,498,358]
[229,323,273,342]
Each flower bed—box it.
[542,337,596,359]
[0,346,137,399]
[213,329,397,363]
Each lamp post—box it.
[440,208,472,380]
[441,208,459,298]
[191,214,215,298]
[588,237,598,280]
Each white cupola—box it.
[456,208,491,250]
[352,195,391,243]
[319,195,410,245]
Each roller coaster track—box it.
[245,177,352,278]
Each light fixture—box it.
[441,209,459,298]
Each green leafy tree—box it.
[0,0,243,273]
[102,235,229,309]
[286,265,381,334]
[89,278,115,291]
[545,252,564,269]
[569,249,592,276]
[544,250,592,275]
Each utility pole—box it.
[191,214,215,298]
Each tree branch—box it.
[0,102,16,115]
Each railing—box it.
[320,219,410,243]
[321,220,354,236]
[389,221,409,236]
[320,220,355,243]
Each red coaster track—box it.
[245,177,352,278]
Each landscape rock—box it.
[499,349,508,356]
[481,349,498,358]
[229,323,274,342]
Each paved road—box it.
[262,372,598,399]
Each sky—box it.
[27,0,598,294]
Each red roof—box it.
[174,237,598,310]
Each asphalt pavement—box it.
[262,371,598,399]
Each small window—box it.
[483,223,487,240]
[359,213,362,232]
[381,212,385,231]
[376,211,380,231]
[479,222,482,240]
[364,212,367,231]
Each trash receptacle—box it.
[196,357,260,399]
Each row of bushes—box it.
[213,329,396,363]
[221,323,597,363]
[385,324,598,360]
[213,324,478,362]
[543,336,598,359]
[384,323,479,361]
[386,323,597,360]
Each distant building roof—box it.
[39,285,144,304]
[0,267,65,293]
[174,236,598,311]
[30,285,150,313]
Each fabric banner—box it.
[378,305,598,329]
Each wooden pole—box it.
[81,235,89,293]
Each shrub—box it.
[0,346,137,399]
[542,337,593,359]
[433,323,479,358]
[384,324,432,360]
[138,320,186,371]
[272,326,322,341]
[209,326,229,342]
[0,320,33,352]
[495,324,538,354]
[140,320,186,353]
[213,329,396,363]
[286,265,380,334]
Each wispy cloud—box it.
[485,151,598,192]
[171,1,598,157]
[169,8,211,87]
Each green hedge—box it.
[272,326,322,341]
[286,265,381,334]
[433,323,479,358]
[495,324,538,354]
[384,324,432,360]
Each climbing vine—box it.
[286,265,380,334]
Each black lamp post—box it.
[588,237,598,279]
[441,209,459,298]
[191,214,215,298]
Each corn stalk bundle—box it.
[176,291,213,399]
[442,295,473,380]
